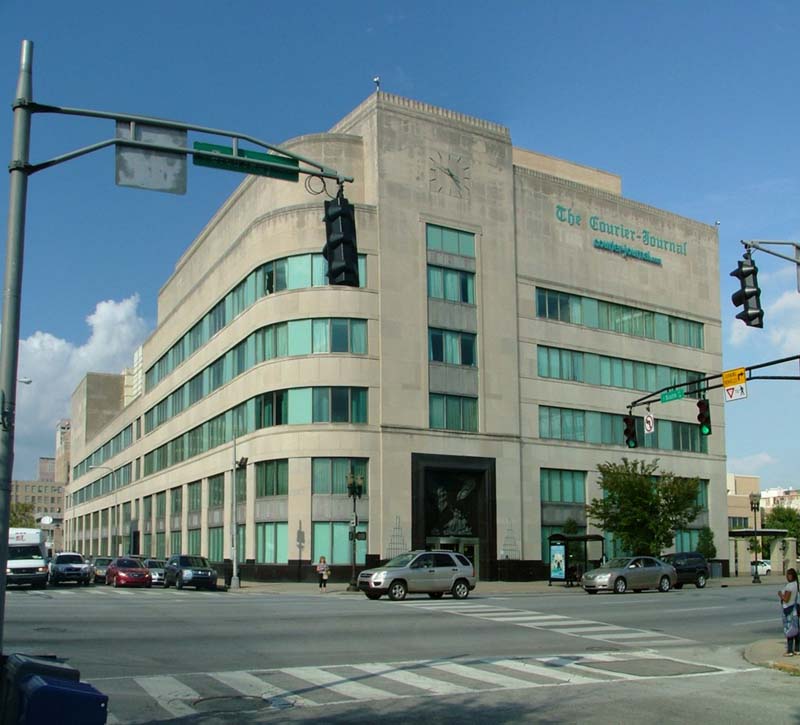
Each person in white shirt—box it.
[779,568,799,656]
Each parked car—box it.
[357,550,476,601]
[581,556,677,594]
[163,555,219,590]
[143,558,166,586]
[660,552,710,589]
[91,556,113,584]
[105,557,152,588]
[48,552,92,586]
[751,559,772,576]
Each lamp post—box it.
[346,473,364,592]
[750,492,761,584]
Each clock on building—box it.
[429,151,471,199]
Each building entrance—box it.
[426,536,480,579]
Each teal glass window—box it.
[255,459,289,497]
[313,521,367,565]
[426,223,475,258]
[312,458,368,495]
[429,328,477,366]
[208,527,224,562]
[540,469,586,503]
[169,531,181,557]
[429,394,478,432]
[427,265,475,304]
[287,254,312,289]
[256,522,288,563]
[208,474,225,507]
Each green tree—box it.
[696,526,717,560]
[586,458,701,557]
[764,505,800,541]
[10,502,35,528]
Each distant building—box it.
[12,457,65,553]
[761,487,800,512]
[54,419,71,484]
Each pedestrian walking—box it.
[316,556,330,592]
[779,567,799,656]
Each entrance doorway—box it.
[426,537,480,579]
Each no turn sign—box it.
[644,413,655,434]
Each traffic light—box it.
[730,250,763,328]
[696,398,711,436]
[623,414,638,449]
[322,193,359,287]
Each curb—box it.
[744,639,800,675]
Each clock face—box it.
[429,151,470,198]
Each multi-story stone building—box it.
[12,456,65,553]
[64,93,726,579]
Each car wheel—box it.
[695,574,707,589]
[428,592,444,599]
[451,579,470,600]
[673,583,684,590]
[365,592,382,600]
[658,576,671,593]
[613,577,627,594]
[176,574,184,590]
[387,580,407,601]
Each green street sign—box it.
[192,142,299,182]
[660,388,685,403]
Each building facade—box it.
[64,93,726,579]
[12,457,65,554]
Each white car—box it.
[751,560,771,576]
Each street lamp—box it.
[346,473,364,592]
[749,492,761,584]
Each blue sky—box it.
[1,1,798,485]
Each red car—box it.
[105,557,152,588]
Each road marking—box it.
[351,662,473,695]
[491,658,598,684]
[670,606,725,613]
[209,670,315,707]
[540,656,640,680]
[281,666,396,700]
[430,661,542,689]
[133,675,199,718]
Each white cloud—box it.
[12,296,148,479]
[766,290,800,355]
[727,452,777,476]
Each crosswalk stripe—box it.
[584,631,673,640]
[281,666,396,700]
[491,658,598,684]
[430,662,542,689]
[488,614,568,622]
[351,662,473,695]
[133,675,199,718]
[540,656,640,680]
[209,670,315,707]
[519,619,600,628]
[556,625,629,634]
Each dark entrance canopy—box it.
[728,528,787,538]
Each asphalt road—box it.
[4,582,797,724]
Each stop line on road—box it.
[391,601,694,647]
[94,650,752,724]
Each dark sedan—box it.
[163,555,218,590]
[105,557,152,588]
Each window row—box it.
[143,387,368,477]
[536,288,704,349]
[73,424,134,481]
[426,223,475,258]
[429,328,476,367]
[145,253,368,392]
[71,464,132,507]
[144,318,367,434]
[537,346,703,396]
[312,458,368,495]
[429,394,478,432]
[538,406,708,454]
[541,468,586,504]
[728,516,750,529]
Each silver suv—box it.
[358,550,476,601]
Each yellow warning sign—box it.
[722,367,746,387]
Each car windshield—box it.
[383,553,416,568]
[93,558,112,566]
[181,557,210,567]
[117,559,142,568]
[9,545,43,560]
[605,558,633,569]
[145,560,165,568]
[56,554,83,564]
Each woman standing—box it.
[779,567,799,656]
[316,556,330,592]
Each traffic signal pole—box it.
[740,239,800,293]
[0,40,32,655]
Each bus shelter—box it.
[548,533,606,587]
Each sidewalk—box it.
[745,639,800,675]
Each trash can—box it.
[18,675,107,725]
[2,654,80,724]
[710,562,723,579]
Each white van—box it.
[8,528,48,588]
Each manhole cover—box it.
[264,696,296,710]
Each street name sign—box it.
[193,142,299,181]
[724,382,748,402]
[660,388,685,403]
[722,367,746,387]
